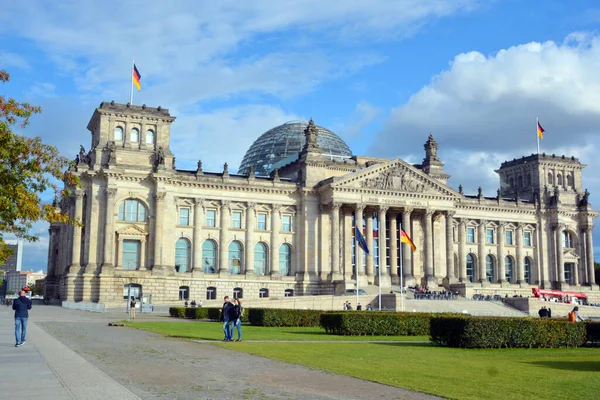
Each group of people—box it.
[184,299,202,307]
[220,296,243,342]
[343,301,373,311]
[537,306,552,318]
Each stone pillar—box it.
[516,223,526,285]
[355,205,364,277]
[245,202,256,277]
[219,200,230,275]
[343,208,353,279]
[444,211,456,285]
[477,220,487,284]
[101,188,117,273]
[366,210,374,279]
[84,182,100,273]
[497,222,506,283]
[401,208,414,286]
[193,199,204,273]
[555,224,565,284]
[152,192,166,270]
[377,206,390,287]
[389,211,398,284]
[423,209,436,286]
[585,226,597,286]
[331,202,341,278]
[270,204,281,276]
[69,190,84,273]
[458,219,467,282]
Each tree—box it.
[0,70,78,265]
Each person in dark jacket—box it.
[233,299,243,342]
[220,296,234,341]
[12,290,32,347]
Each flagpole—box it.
[536,117,540,155]
[354,232,359,310]
[399,222,404,312]
[130,59,135,105]
[378,252,381,311]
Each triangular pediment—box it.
[563,249,580,261]
[330,159,459,197]
[117,224,148,238]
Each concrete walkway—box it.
[0,307,140,399]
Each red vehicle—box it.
[532,288,588,305]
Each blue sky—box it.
[2,0,600,272]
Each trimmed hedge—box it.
[320,311,442,336]
[248,308,324,327]
[168,307,224,321]
[430,316,587,348]
[586,322,600,345]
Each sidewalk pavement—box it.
[0,307,140,399]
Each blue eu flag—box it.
[355,226,370,255]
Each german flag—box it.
[400,229,417,252]
[537,120,544,140]
[132,64,141,91]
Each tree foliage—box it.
[0,70,78,265]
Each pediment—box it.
[330,159,459,197]
[563,249,580,261]
[117,224,148,238]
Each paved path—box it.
[1,305,444,400]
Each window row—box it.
[179,286,294,301]
[465,254,533,284]
[466,227,533,246]
[114,126,155,144]
[180,208,293,232]
[547,171,574,187]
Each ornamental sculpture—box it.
[360,166,426,192]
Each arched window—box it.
[517,176,523,188]
[524,257,532,284]
[145,129,155,145]
[130,127,140,143]
[466,254,475,283]
[557,174,563,186]
[505,256,514,283]
[525,173,531,187]
[485,255,495,283]
[259,288,269,298]
[175,238,191,273]
[562,231,574,248]
[202,240,217,273]
[118,199,147,222]
[509,178,514,188]
[284,289,294,297]
[123,283,142,299]
[233,287,243,299]
[548,172,553,185]
[179,286,189,300]
[114,126,124,141]
[206,286,217,300]
[567,174,574,187]
[254,243,268,275]
[228,241,242,274]
[279,244,292,276]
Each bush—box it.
[248,308,324,327]
[586,321,600,345]
[169,307,248,322]
[320,311,440,336]
[430,316,587,348]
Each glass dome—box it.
[238,121,352,176]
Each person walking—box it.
[233,299,243,342]
[129,297,136,319]
[12,290,32,347]
[220,296,234,341]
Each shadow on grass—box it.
[527,361,600,372]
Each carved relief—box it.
[360,165,426,192]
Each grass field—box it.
[127,320,600,400]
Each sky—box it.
[2,0,600,272]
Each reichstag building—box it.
[45,102,598,306]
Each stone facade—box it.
[45,102,599,306]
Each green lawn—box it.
[125,321,428,342]
[127,321,600,400]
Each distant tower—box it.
[421,133,450,184]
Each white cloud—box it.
[0,51,30,70]
[334,100,382,140]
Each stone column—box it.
[355,205,364,277]
[331,202,341,278]
[458,219,467,282]
[585,226,597,286]
[101,188,117,273]
[193,199,204,273]
[270,204,281,276]
[366,210,374,279]
[245,202,256,276]
[69,190,84,273]
[516,223,525,285]
[445,211,456,284]
[498,222,506,283]
[401,208,414,286]
[219,200,230,275]
[377,206,390,287]
[343,208,353,279]
[389,211,398,284]
[423,209,436,286]
[152,192,166,270]
[555,224,565,284]
[477,220,487,284]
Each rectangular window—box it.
[122,240,140,270]
[467,227,475,243]
[486,229,494,244]
[232,211,242,229]
[506,230,514,245]
[282,215,292,232]
[524,231,532,247]
[257,213,267,230]
[206,209,216,227]
[179,207,190,226]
